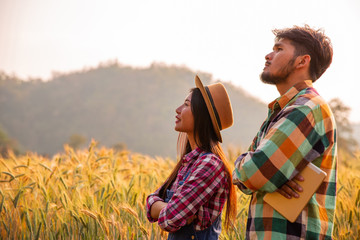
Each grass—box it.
[0,140,358,239]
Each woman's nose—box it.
[176,106,181,114]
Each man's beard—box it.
[260,58,296,85]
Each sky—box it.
[1,0,360,123]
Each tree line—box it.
[0,63,358,157]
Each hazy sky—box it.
[1,0,360,123]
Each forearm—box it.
[233,153,254,194]
[150,201,167,219]
[146,188,165,222]
[234,106,320,193]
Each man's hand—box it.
[276,174,304,199]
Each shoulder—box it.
[293,87,328,110]
[283,87,330,116]
[286,88,336,127]
[189,152,227,186]
[193,152,225,173]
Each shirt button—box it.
[191,236,195,239]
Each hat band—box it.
[205,86,222,130]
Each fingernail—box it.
[298,186,303,192]
[294,193,299,198]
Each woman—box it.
[146,75,236,239]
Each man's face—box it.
[260,38,297,85]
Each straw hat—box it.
[195,75,233,142]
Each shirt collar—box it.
[182,147,203,163]
[268,80,313,111]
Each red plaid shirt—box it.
[146,148,229,232]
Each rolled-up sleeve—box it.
[146,188,165,222]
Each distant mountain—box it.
[0,62,267,158]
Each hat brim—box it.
[195,75,222,142]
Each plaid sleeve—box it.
[146,187,165,222]
[232,131,262,194]
[157,154,226,232]
[234,104,326,193]
[233,153,254,195]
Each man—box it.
[233,25,337,239]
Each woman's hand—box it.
[276,174,304,199]
[186,215,197,224]
[150,201,168,219]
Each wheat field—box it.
[0,140,359,239]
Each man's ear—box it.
[296,55,311,69]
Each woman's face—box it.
[175,93,194,134]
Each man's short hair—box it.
[272,25,333,82]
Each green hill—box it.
[0,62,267,157]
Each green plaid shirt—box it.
[233,80,337,240]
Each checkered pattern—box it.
[146,148,228,232]
[233,81,337,239]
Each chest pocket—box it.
[165,152,210,203]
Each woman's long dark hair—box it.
[158,88,236,230]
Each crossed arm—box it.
[150,201,168,219]
[233,105,323,197]
[146,154,226,232]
